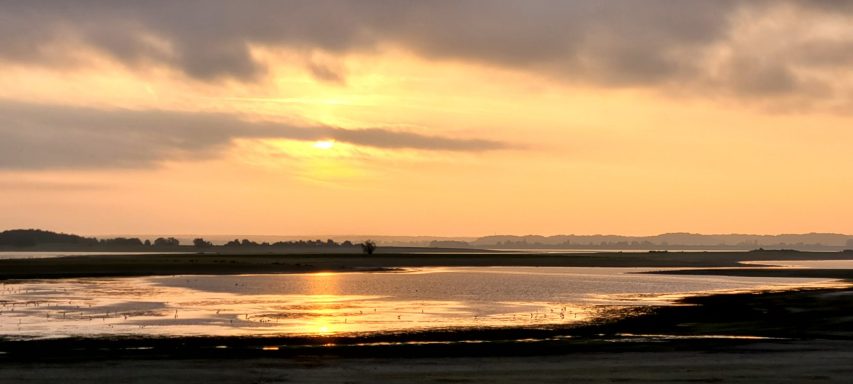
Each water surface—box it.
[0,267,837,339]
[0,251,190,260]
[743,260,853,269]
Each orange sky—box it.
[1,1,852,236]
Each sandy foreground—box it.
[2,340,852,383]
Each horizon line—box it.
[5,228,852,239]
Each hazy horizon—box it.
[91,231,853,239]
[7,228,849,240]
[4,228,852,248]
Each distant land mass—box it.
[2,229,853,252]
[467,233,853,251]
[0,229,363,253]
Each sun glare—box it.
[313,140,335,150]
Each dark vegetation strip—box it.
[3,250,853,280]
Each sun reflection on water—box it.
[0,267,839,339]
[306,273,340,334]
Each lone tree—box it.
[361,240,377,255]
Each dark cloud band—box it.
[0,101,509,170]
[1,1,850,99]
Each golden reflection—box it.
[306,272,342,335]
[307,272,340,295]
[314,316,333,335]
[5,269,840,339]
[309,271,338,277]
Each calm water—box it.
[0,267,838,339]
[743,260,853,269]
[0,251,190,260]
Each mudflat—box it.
[3,286,853,383]
[3,250,853,279]
[2,340,852,383]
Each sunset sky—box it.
[1,1,852,237]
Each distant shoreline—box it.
[4,229,853,253]
[2,250,853,280]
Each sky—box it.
[1,0,852,237]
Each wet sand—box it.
[4,339,852,383]
[3,250,853,280]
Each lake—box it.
[743,260,853,269]
[0,266,838,339]
[0,251,191,260]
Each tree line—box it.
[0,229,377,253]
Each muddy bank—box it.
[2,250,852,280]
[3,339,852,384]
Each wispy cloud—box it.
[0,101,509,170]
[0,178,112,192]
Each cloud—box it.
[0,1,733,82]
[0,179,112,192]
[328,128,507,152]
[2,1,852,99]
[0,101,509,170]
[307,60,347,85]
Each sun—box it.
[313,140,335,150]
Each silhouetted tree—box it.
[0,229,97,247]
[361,240,377,255]
[101,237,145,247]
[153,237,180,247]
[193,238,213,248]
